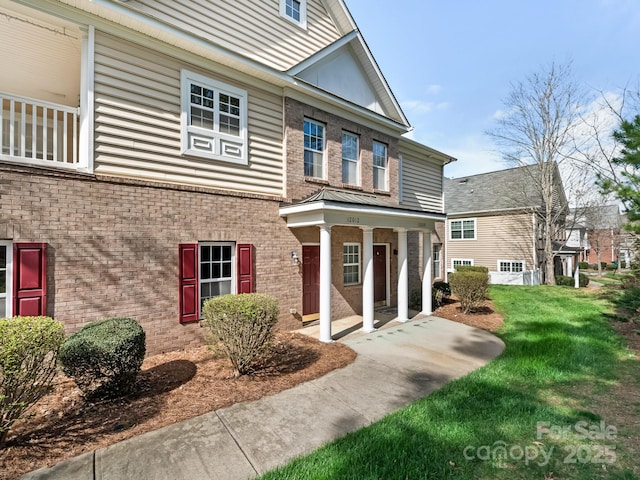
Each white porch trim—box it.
[396,228,409,322]
[319,224,332,343]
[422,230,433,315]
[361,226,375,332]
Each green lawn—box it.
[259,285,639,480]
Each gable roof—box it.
[444,163,567,215]
[569,205,621,230]
[288,31,409,126]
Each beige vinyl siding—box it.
[93,32,284,196]
[446,213,535,272]
[125,0,341,71]
[400,152,443,212]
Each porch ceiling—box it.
[279,188,444,230]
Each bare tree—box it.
[487,62,587,285]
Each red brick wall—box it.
[284,98,400,203]
[1,165,305,355]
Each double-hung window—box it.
[343,243,361,285]
[181,70,248,164]
[372,141,388,190]
[452,259,474,269]
[179,242,254,323]
[199,242,235,311]
[280,0,307,28]
[342,131,359,185]
[450,218,476,240]
[433,244,442,279]
[0,242,10,318]
[304,119,325,179]
[499,260,524,273]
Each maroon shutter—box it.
[237,244,254,294]
[179,243,198,323]
[13,243,47,316]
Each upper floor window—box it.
[372,141,388,190]
[181,69,248,164]
[450,218,476,240]
[280,0,307,28]
[304,119,325,179]
[343,243,361,285]
[342,131,360,185]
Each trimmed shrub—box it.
[578,261,589,270]
[0,316,65,448]
[202,293,279,376]
[449,271,488,314]
[454,265,489,274]
[555,275,574,286]
[409,289,422,310]
[555,275,589,287]
[432,282,451,309]
[579,273,590,287]
[433,281,452,298]
[59,318,146,399]
[601,262,608,270]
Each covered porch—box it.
[280,188,444,342]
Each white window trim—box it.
[342,131,360,186]
[0,240,13,318]
[343,242,361,286]
[498,260,525,273]
[303,118,326,180]
[433,244,442,279]
[280,0,307,29]
[449,218,477,241]
[198,242,236,314]
[181,69,248,165]
[451,258,474,271]
[372,140,388,191]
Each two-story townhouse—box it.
[443,163,572,285]
[0,0,453,354]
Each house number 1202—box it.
[346,216,360,224]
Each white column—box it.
[396,228,409,322]
[361,227,375,332]
[422,231,433,315]
[567,256,573,277]
[319,224,333,342]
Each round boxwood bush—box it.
[59,317,146,399]
[0,316,65,448]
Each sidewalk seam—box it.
[215,411,260,478]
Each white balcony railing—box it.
[1,92,80,169]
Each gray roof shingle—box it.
[444,164,563,214]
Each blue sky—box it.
[345,0,640,179]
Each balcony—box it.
[1,92,80,170]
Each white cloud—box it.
[425,84,443,95]
[401,99,450,115]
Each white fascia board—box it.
[447,206,536,217]
[288,31,358,76]
[280,201,446,221]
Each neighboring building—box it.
[443,164,572,285]
[568,205,636,267]
[0,0,453,354]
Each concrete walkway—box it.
[21,315,505,480]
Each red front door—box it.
[302,245,320,318]
[373,244,386,305]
